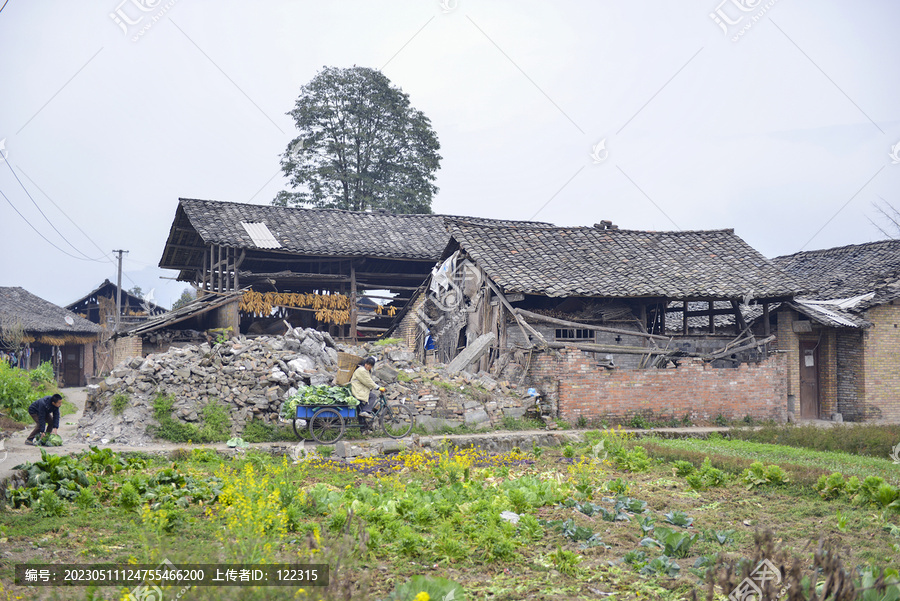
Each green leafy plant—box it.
[0,361,59,422]
[835,510,849,533]
[663,510,694,528]
[637,515,656,535]
[702,529,734,545]
[383,575,466,601]
[118,482,141,509]
[815,472,846,500]
[547,545,582,576]
[629,414,652,429]
[641,526,698,558]
[743,461,790,489]
[35,489,66,518]
[111,393,129,416]
[639,555,681,577]
[624,549,648,566]
[284,385,359,416]
[673,460,695,477]
[685,457,728,491]
[606,477,629,496]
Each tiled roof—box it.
[0,287,101,335]
[773,239,900,310]
[449,222,804,299]
[171,198,551,261]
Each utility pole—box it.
[113,249,128,331]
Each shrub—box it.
[119,482,141,509]
[0,361,58,422]
[35,489,66,518]
[74,487,97,509]
[112,393,128,416]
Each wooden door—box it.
[63,345,83,388]
[799,340,819,419]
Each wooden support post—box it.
[708,301,715,334]
[485,278,545,346]
[682,300,688,335]
[639,304,647,339]
[216,245,223,293]
[730,299,749,333]
[763,302,770,358]
[350,262,358,342]
[198,249,208,290]
[235,250,245,291]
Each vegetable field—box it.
[1,430,899,600]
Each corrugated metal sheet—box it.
[241,221,281,249]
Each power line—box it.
[0,187,101,261]
[3,159,107,262]
[15,166,143,290]
[18,166,117,266]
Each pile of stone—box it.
[343,343,535,432]
[76,328,537,446]
[77,327,339,445]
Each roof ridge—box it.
[449,219,736,235]
[775,238,900,261]
[179,197,553,224]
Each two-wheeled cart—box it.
[293,391,415,444]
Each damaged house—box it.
[771,239,900,422]
[407,220,806,424]
[155,198,547,348]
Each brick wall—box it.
[836,329,864,421]
[775,308,800,411]
[83,342,96,381]
[113,336,142,366]
[819,329,838,418]
[862,303,900,421]
[396,293,425,352]
[530,348,787,424]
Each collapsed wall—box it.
[77,327,536,445]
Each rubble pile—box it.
[77,328,536,446]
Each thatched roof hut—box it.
[0,287,101,347]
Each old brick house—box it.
[411,221,804,424]
[771,240,900,422]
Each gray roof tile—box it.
[449,222,804,299]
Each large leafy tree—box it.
[274,66,441,214]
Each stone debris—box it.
[76,328,536,445]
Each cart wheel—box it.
[310,408,345,444]
[380,405,414,439]
[292,418,312,440]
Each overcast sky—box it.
[2,1,898,310]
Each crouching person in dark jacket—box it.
[25,393,63,446]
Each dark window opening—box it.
[555,328,595,340]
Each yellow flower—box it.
[414,593,430,601]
